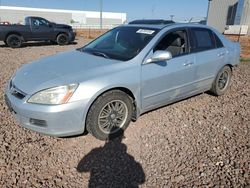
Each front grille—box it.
[9,81,26,99]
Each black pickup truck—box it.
[0,16,75,48]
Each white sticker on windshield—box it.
[136,29,155,35]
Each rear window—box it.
[191,28,215,52]
[213,33,224,48]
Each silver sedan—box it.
[5,23,240,140]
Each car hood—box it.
[53,23,72,29]
[12,50,120,94]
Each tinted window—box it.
[79,27,159,61]
[191,28,215,52]
[213,33,224,48]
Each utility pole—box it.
[0,0,2,22]
[151,5,155,18]
[100,0,103,30]
[206,0,212,25]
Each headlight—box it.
[28,84,78,105]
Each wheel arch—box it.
[216,64,233,76]
[83,87,139,132]
[5,32,24,41]
[226,64,233,71]
[55,32,69,40]
[220,64,234,75]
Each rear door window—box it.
[213,32,224,48]
[191,28,215,52]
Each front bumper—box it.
[5,86,88,137]
[69,31,76,42]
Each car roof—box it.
[129,19,175,25]
[122,23,173,30]
[122,23,214,31]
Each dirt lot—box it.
[0,38,249,187]
[76,29,108,39]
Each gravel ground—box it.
[0,38,249,187]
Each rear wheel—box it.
[210,66,232,96]
[6,34,22,48]
[86,90,133,140]
[56,33,69,45]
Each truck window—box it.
[32,18,50,27]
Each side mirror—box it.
[145,50,172,64]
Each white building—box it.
[0,6,127,29]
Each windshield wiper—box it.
[92,51,110,59]
[78,48,110,59]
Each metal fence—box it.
[71,24,121,30]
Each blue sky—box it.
[1,0,209,21]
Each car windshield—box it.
[78,26,159,61]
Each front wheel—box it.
[210,66,232,96]
[56,33,69,45]
[86,90,133,140]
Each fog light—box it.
[30,118,47,127]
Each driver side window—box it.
[32,18,49,27]
[154,30,188,57]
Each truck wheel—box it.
[210,66,232,96]
[6,34,22,48]
[86,90,133,140]
[56,33,69,45]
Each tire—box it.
[6,34,22,48]
[210,66,232,96]
[56,33,69,45]
[86,90,133,140]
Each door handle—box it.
[183,61,194,67]
[217,52,225,57]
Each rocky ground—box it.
[0,38,249,187]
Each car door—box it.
[30,17,53,40]
[141,29,197,111]
[190,28,227,91]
